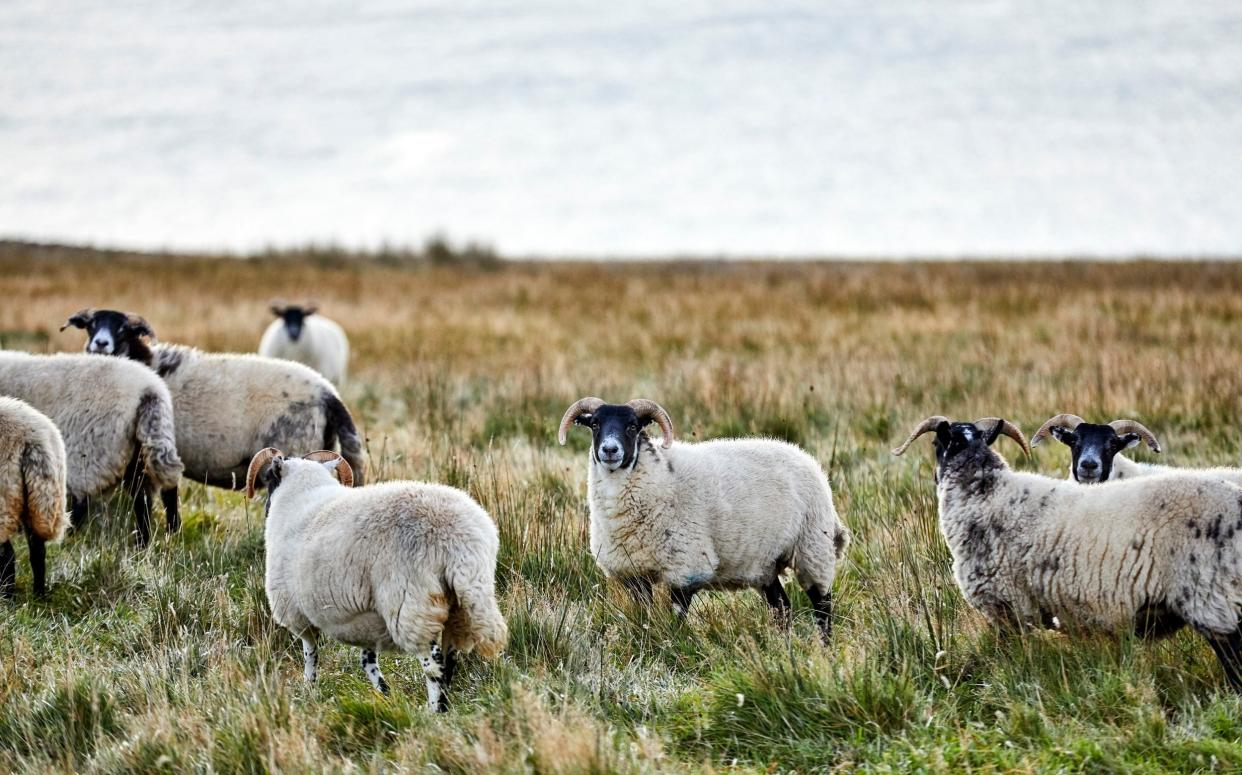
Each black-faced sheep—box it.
[259,302,350,385]
[895,415,1242,690]
[61,309,366,497]
[557,397,850,643]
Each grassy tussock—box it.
[1,247,1242,771]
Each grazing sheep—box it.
[245,447,507,711]
[557,397,850,643]
[259,302,350,385]
[0,352,182,545]
[61,309,366,493]
[894,415,1242,690]
[1031,413,1242,485]
[0,397,69,596]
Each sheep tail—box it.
[442,552,508,659]
[833,521,851,560]
[322,392,366,485]
[21,441,68,542]
[134,389,184,491]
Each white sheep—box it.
[259,302,350,385]
[0,352,182,545]
[894,415,1242,690]
[1031,413,1242,485]
[0,396,69,596]
[557,397,850,642]
[61,309,366,493]
[245,447,507,711]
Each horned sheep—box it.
[61,309,366,495]
[557,397,850,642]
[245,447,507,711]
[259,302,350,385]
[0,352,182,545]
[894,415,1242,690]
[0,397,70,596]
[1031,413,1242,486]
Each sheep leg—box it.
[421,641,452,712]
[670,586,697,619]
[621,576,654,606]
[361,647,388,695]
[132,486,152,547]
[761,579,792,629]
[0,541,14,599]
[301,633,318,683]
[70,497,88,527]
[161,487,181,533]
[25,526,46,597]
[805,585,833,644]
[1202,630,1242,691]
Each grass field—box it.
[3,244,1242,772]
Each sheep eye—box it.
[627,425,637,435]
[591,420,600,429]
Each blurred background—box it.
[2,1,1239,258]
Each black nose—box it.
[601,443,620,456]
[93,338,107,347]
[1080,460,1098,471]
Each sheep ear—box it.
[126,315,156,340]
[270,304,285,317]
[303,303,318,316]
[574,413,593,427]
[1117,432,1142,451]
[320,458,341,473]
[60,309,93,331]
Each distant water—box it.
[2,1,1240,257]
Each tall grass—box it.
[1,246,1242,771]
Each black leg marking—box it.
[1202,629,1242,691]
[806,586,833,644]
[25,526,46,597]
[428,642,451,712]
[670,587,697,619]
[361,648,388,694]
[0,541,14,599]
[162,487,181,533]
[133,486,152,547]
[70,497,88,527]
[761,579,792,629]
[621,576,654,606]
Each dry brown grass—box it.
[2,246,1242,771]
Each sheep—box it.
[1031,413,1242,485]
[0,397,69,596]
[0,352,182,545]
[244,447,507,711]
[258,302,350,385]
[893,414,1242,690]
[61,309,366,497]
[557,397,850,643]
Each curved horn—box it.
[627,399,675,449]
[246,447,283,499]
[557,396,605,445]
[1029,413,1085,448]
[303,450,355,487]
[892,415,950,456]
[974,417,1031,458]
[1108,419,1162,453]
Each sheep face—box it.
[1049,423,1141,483]
[932,421,1008,482]
[271,304,317,342]
[61,308,154,361]
[576,404,645,472]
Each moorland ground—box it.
[2,245,1242,772]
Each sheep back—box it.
[0,352,180,500]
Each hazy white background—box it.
[1,1,1239,257]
